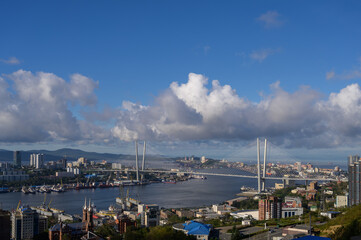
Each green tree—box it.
[231,225,242,240]
[124,226,195,240]
[95,224,119,239]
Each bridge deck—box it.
[94,169,340,181]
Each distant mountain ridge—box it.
[0,148,171,163]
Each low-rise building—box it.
[230,210,259,220]
[282,196,303,218]
[335,195,348,208]
[194,208,219,219]
[173,221,212,240]
[282,224,310,238]
[55,171,74,178]
[176,210,194,218]
[211,205,231,215]
[160,210,175,219]
[58,213,77,222]
[112,163,122,170]
[242,219,252,226]
[320,211,341,219]
[282,208,303,218]
[310,206,318,212]
[226,196,247,206]
[49,222,87,240]
[0,170,29,182]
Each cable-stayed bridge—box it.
[100,169,339,182]
[93,139,344,193]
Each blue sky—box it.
[1,1,361,163]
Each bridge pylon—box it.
[257,138,268,193]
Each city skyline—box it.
[1,1,361,162]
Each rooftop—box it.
[182,221,212,236]
[292,236,331,240]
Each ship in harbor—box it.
[21,194,67,218]
[116,187,141,210]
[162,179,177,184]
[192,175,207,180]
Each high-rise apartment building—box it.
[30,154,44,169]
[348,155,361,206]
[13,151,21,167]
[348,155,359,167]
[259,196,282,220]
[11,206,47,240]
[138,204,160,227]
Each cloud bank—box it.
[112,73,361,148]
[2,70,361,149]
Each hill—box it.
[0,148,172,163]
[318,204,361,239]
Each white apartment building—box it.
[30,154,44,169]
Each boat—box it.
[162,180,176,184]
[98,183,111,188]
[39,185,51,193]
[50,207,65,213]
[240,186,255,191]
[193,175,207,180]
[28,187,36,194]
[0,187,9,193]
[51,182,65,192]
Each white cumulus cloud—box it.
[0,57,20,65]
[249,48,279,62]
[257,11,284,29]
[0,70,109,143]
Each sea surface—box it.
[0,169,282,215]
